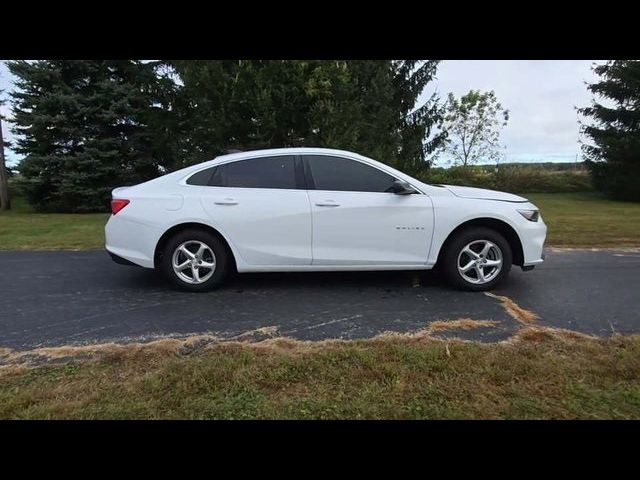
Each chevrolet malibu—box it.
[105,148,546,292]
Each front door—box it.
[304,155,433,266]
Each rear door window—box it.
[210,156,298,189]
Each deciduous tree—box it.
[441,90,509,167]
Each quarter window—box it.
[306,155,397,193]
[210,156,298,189]
[186,167,216,186]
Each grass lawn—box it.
[0,197,108,250]
[1,329,639,419]
[1,191,639,250]
[527,192,640,248]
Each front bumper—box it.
[519,214,547,267]
[521,249,545,271]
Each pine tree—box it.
[306,60,397,162]
[168,60,314,165]
[392,60,446,175]
[8,60,160,212]
[167,60,445,174]
[580,60,640,201]
[8,60,446,212]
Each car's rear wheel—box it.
[440,227,512,291]
[160,229,230,292]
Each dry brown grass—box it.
[0,323,595,372]
[227,326,280,341]
[484,292,539,324]
[427,318,499,333]
[1,325,638,419]
[509,326,597,344]
[0,335,218,370]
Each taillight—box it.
[111,199,130,215]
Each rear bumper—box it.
[108,250,141,267]
[105,214,161,268]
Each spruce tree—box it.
[580,60,640,201]
[8,60,160,212]
[8,59,446,212]
[168,60,313,165]
[391,60,446,175]
[305,60,397,162]
[167,60,445,174]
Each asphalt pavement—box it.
[0,249,639,350]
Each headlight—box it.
[517,209,539,222]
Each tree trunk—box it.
[0,118,10,210]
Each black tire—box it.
[160,228,231,292]
[439,227,512,291]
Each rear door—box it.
[304,154,433,266]
[199,155,312,266]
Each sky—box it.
[423,60,603,165]
[0,60,604,167]
[0,62,14,163]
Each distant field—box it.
[526,192,640,248]
[1,192,639,250]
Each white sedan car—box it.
[105,148,546,292]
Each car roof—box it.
[143,146,426,194]
[174,147,421,187]
[175,147,379,176]
[209,147,370,164]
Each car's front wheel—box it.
[160,229,230,292]
[440,227,512,291]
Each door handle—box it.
[214,199,238,205]
[315,201,340,207]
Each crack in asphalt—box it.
[282,314,365,334]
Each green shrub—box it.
[423,166,491,188]
[587,161,640,202]
[6,176,25,201]
[492,165,592,193]
[420,165,592,193]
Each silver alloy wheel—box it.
[171,240,216,285]
[456,240,503,285]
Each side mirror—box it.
[389,180,417,195]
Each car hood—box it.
[442,185,528,203]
